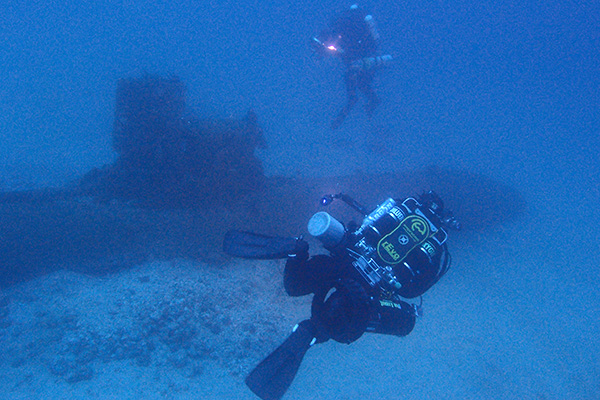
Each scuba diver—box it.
[223,190,460,400]
[311,4,392,130]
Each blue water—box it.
[0,0,598,398]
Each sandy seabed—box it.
[0,211,598,400]
[0,257,308,400]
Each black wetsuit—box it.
[243,193,453,400]
[284,250,417,344]
[327,7,381,129]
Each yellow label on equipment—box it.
[377,214,430,264]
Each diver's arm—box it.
[284,250,340,297]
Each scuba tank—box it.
[350,55,393,71]
[364,14,380,41]
[309,194,452,300]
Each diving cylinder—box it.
[308,211,345,248]
[350,55,393,71]
[364,15,380,40]
[355,198,396,235]
[378,54,393,64]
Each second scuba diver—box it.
[311,4,393,129]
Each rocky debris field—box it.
[0,258,309,385]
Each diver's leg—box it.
[245,319,320,400]
[358,72,380,117]
[331,72,359,129]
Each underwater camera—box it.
[309,194,452,299]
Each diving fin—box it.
[223,230,297,260]
[246,320,316,400]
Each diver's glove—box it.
[287,237,309,261]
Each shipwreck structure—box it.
[80,75,266,207]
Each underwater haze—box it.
[0,0,599,399]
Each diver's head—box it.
[419,190,444,215]
[418,191,461,230]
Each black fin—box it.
[245,320,316,400]
[223,230,297,260]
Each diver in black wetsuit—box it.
[311,4,392,129]
[224,191,460,400]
